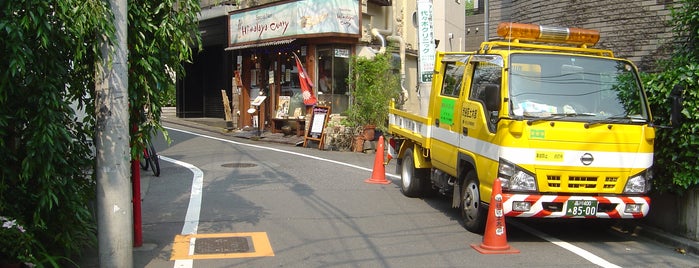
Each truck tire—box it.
[460,170,486,233]
[400,148,428,197]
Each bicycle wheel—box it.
[140,149,150,170]
[147,144,160,177]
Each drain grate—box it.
[194,236,252,254]
[221,163,258,168]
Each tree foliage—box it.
[128,0,200,154]
[0,0,113,263]
[346,52,401,132]
[642,0,699,193]
[0,0,200,264]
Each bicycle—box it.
[138,106,161,177]
[139,140,160,177]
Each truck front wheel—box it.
[460,170,486,233]
[400,148,428,197]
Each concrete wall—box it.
[433,1,466,52]
[648,189,699,241]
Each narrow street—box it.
[77,120,698,268]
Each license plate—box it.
[566,200,598,216]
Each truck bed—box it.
[388,107,433,149]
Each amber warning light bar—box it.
[496,22,600,46]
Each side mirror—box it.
[484,84,501,111]
[670,84,683,126]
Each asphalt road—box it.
[81,121,699,268]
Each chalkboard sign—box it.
[303,106,331,149]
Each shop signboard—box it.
[417,0,436,83]
[303,106,331,149]
[229,0,360,46]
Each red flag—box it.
[294,52,317,106]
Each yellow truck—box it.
[388,22,679,233]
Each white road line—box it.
[510,221,621,268]
[163,126,399,179]
[159,156,203,268]
[163,126,620,268]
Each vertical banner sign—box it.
[417,0,436,83]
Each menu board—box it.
[303,106,331,149]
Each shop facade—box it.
[226,0,363,132]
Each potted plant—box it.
[0,216,34,267]
[346,52,401,147]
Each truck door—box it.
[460,55,504,181]
[430,54,470,175]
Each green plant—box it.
[640,0,699,193]
[129,0,201,156]
[0,0,200,264]
[346,52,401,133]
[0,216,34,264]
[1,0,110,263]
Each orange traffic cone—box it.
[471,178,520,254]
[364,136,391,185]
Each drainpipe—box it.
[370,28,387,53]
[370,4,408,102]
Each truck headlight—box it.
[623,169,652,194]
[498,159,537,192]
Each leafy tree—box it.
[0,0,200,264]
[642,0,699,193]
[1,0,112,263]
[128,0,201,154]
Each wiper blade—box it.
[584,115,647,128]
[526,113,596,125]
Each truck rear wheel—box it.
[460,170,486,233]
[400,148,428,197]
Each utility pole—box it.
[95,0,132,267]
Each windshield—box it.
[508,54,648,122]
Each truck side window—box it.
[440,62,466,97]
[470,62,502,132]
[470,62,502,104]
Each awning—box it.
[225,39,296,51]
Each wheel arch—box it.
[398,140,431,169]
[456,152,477,185]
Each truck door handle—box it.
[435,119,439,127]
[462,127,468,136]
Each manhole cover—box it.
[194,236,252,254]
[221,163,258,168]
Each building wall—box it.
[473,0,676,72]
[434,1,466,52]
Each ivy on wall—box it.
[642,0,699,194]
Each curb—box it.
[637,224,699,256]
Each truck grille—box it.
[546,175,619,191]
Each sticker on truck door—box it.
[439,98,455,125]
[461,102,479,128]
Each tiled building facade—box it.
[466,0,677,72]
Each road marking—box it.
[159,156,202,268]
[164,126,621,268]
[164,126,400,179]
[510,221,621,268]
[171,232,274,260]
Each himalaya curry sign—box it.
[228,0,361,46]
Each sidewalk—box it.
[161,115,305,146]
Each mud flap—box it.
[452,183,460,208]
